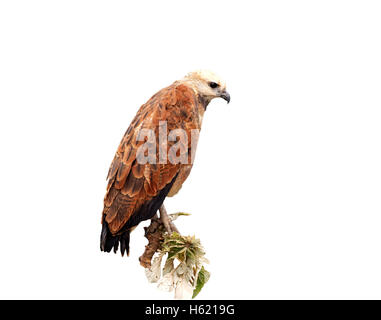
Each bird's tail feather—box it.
[100,218,130,256]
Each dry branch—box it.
[139,205,181,268]
[139,215,164,268]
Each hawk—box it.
[100,70,230,256]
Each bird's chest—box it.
[166,99,204,197]
[167,164,193,197]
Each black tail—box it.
[100,172,179,257]
[100,217,131,256]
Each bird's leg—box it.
[159,204,180,234]
[159,204,172,234]
[169,218,179,234]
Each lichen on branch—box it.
[140,213,210,299]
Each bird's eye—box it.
[209,82,219,89]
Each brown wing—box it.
[101,83,201,255]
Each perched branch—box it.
[139,212,180,268]
[139,215,164,268]
[141,211,209,299]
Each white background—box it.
[1,1,380,299]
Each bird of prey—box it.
[100,70,230,256]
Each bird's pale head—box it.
[182,70,230,105]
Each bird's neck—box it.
[178,78,212,110]
[197,94,211,111]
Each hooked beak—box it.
[220,91,231,103]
